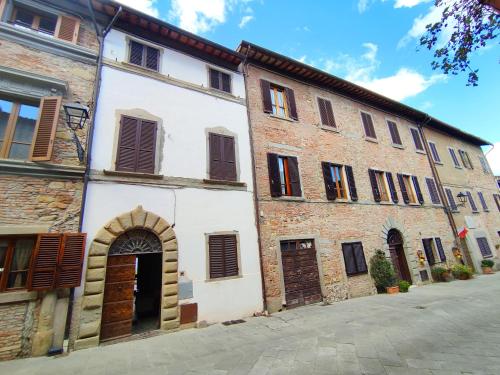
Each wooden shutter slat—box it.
[209,236,224,279]
[285,87,298,120]
[223,235,238,277]
[478,192,488,211]
[353,242,367,273]
[466,191,478,212]
[422,239,435,266]
[56,233,86,288]
[449,148,460,167]
[429,142,441,162]
[434,237,446,262]
[411,128,423,151]
[28,234,62,291]
[116,116,140,172]
[361,112,376,139]
[29,96,61,161]
[368,169,381,202]
[412,176,424,204]
[137,120,156,173]
[287,156,301,197]
[397,173,410,204]
[344,165,358,201]
[445,188,458,211]
[387,121,402,145]
[318,98,328,126]
[342,243,357,276]
[56,16,80,43]
[222,136,236,181]
[386,172,399,203]
[425,178,441,204]
[267,153,282,197]
[260,80,273,113]
[209,133,222,180]
[322,162,336,200]
[324,99,335,127]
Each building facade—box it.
[238,41,499,313]
[0,0,98,360]
[71,4,262,350]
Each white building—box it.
[72,6,262,348]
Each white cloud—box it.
[116,0,159,17]
[168,0,226,33]
[486,143,500,176]
[238,15,254,28]
[420,100,433,110]
[358,0,370,13]
[394,0,431,8]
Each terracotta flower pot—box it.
[386,286,399,294]
[482,266,494,274]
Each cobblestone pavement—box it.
[2,273,500,374]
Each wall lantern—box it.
[456,192,467,207]
[416,250,426,265]
[63,102,90,163]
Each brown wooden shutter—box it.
[361,112,376,139]
[116,116,140,172]
[210,134,236,181]
[435,237,446,262]
[136,120,156,173]
[222,136,236,181]
[129,40,144,66]
[287,156,301,196]
[445,188,458,211]
[410,128,424,151]
[28,234,62,291]
[342,243,357,276]
[260,80,273,113]
[466,191,478,212]
[425,177,441,204]
[412,176,424,204]
[344,165,358,201]
[353,242,367,273]
[478,192,488,211]
[56,15,80,43]
[267,153,282,197]
[322,162,337,200]
[285,87,298,120]
[387,121,402,145]
[145,46,159,71]
[397,173,410,204]
[223,235,238,277]
[368,169,381,202]
[386,172,399,203]
[30,96,62,161]
[209,133,222,180]
[422,239,436,266]
[208,236,225,279]
[318,98,335,127]
[56,233,86,288]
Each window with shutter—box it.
[466,191,478,212]
[344,165,358,201]
[56,233,86,288]
[28,234,61,290]
[410,128,424,151]
[128,40,160,71]
[342,242,367,276]
[412,176,424,204]
[425,177,441,204]
[360,112,376,139]
[321,162,346,200]
[285,87,298,120]
[208,234,239,279]
[369,169,390,202]
[434,237,446,262]
[287,156,302,196]
[445,188,458,212]
[0,236,36,291]
[55,15,80,43]
[116,116,157,174]
[317,98,336,127]
[386,172,399,203]
[448,148,461,168]
[478,156,490,174]
[476,237,492,258]
[398,174,418,204]
[209,133,237,181]
[267,153,282,197]
[29,96,61,161]
[209,68,232,93]
[397,173,410,204]
[268,154,301,197]
[260,79,273,113]
[477,192,488,211]
[428,142,441,163]
[494,194,500,212]
[387,120,402,146]
[422,238,436,266]
[10,6,61,38]
[458,149,473,169]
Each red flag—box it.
[458,227,468,239]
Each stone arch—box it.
[74,206,178,349]
[380,217,419,284]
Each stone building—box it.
[0,0,99,360]
[70,2,262,349]
[237,41,499,313]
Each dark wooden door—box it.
[100,255,136,341]
[389,245,412,283]
[281,241,322,308]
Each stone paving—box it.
[2,273,500,374]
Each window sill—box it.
[103,169,163,179]
[267,114,296,123]
[391,143,405,149]
[203,179,246,187]
[122,61,160,75]
[454,165,462,169]
[206,274,242,282]
[329,198,352,203]
[208,87,235,98]
[434,161,444,165]
[346,271,368,277]
[0,290,38,304]
[415,149,426,155]
[364,136,378,144]
[319,124,339,133]
[378,201,394,205]
[272,196,305,202]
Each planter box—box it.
[482,266,494,274]
[386,286,399,294]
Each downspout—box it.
[242,47,268,313]
[418,117,474,270]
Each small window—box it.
[209,68,231,93]
[322,162,358,201]
[11,6,57,36]
[0,237,35,291]
[129,40,160,71]
[267,153,301,197]
[317,98,336,127]
[402,175,417,204]
[410,128,424,152]
[387,120,402,146]
[208,133,236,181]
[428,142,441,163]
[445,188,458,212]
[342,242,368,276]
[208,234,239,279]
[270,85,288,118]
[458,149,473,169]
[0,98,39,160]
[448,148,461,168]
[326,164,346,199]
[360,111,376,139]
[369,170,389,202]
[476,237,492,258]
[477,192,488,211]
[425,177,441,205]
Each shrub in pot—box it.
[398,280,410,293]
[369,250,397,293]
[451,264,473,280]
[431,266,451,282]
[481,259,495,274]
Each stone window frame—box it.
[358,109,378,143]
[274,234,326,306]
[124,35,164,74]
[204,126,241,183]
[204,230,242,282]
[109,109,164,176]
[205,64,234,96]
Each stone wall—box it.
[245,65,458,312]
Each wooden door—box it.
[100,255,136,341]
[389,245,412,283]
[281,241,322,308]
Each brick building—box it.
[0,0,99,360]
[238,41,500,313]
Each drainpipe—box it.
[418,117,474,270]
[241,48,268,313]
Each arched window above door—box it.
[109,229,162,256]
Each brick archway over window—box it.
[73,206,178,350]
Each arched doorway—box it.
[387,229,412,284]
[101,229,163,341]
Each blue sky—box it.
[117,0,500,173]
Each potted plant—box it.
[451,264,473,280]
[398,280,410,293]
[369,250,398,294]
[481,259,495,274]
[431,266,452,282]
